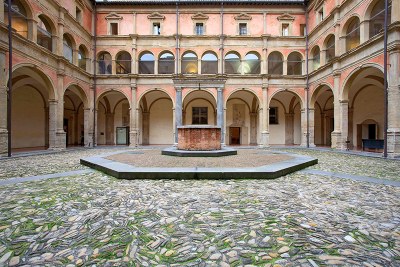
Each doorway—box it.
[230,127,241,145]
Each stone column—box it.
[88,86,95,147]
[300,109,307,146]
[48,100,58,149]
[331,72,342,149]
[250,112,257,145]
[0,0,4,23]
[392,0,400,22]
[31,19,38,44]
[57,8,66,57]
[360,20,368,44]
[55,74,66,149]
[339,100,349,150]
[0,50,7,155]
[320,50,326,66]
[105,112,114,145]
[73,49,79,66]
[348,108,354,148]
[308,108,316,147]
[142,112,150,145]
[217,87,225,144]
[260,86,269,147]
[282,60,287,75]
[285,113,294,145]
[174,87,182,144]
[387,47,400,157]
[129,86,138,147]
[84,108,91,147]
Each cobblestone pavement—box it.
[0,148,399,267]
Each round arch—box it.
[11,64,57,99]
[138,88,174,108]
[64,83,89,109]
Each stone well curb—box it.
[80,150,318,179]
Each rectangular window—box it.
[300,24,306,36]
[318,9,324,22]
[269,107,278,124]
[110,23,118,35]
[192,107,208,125]
[239,23,247,35]
[282,24,289,36]
[195,23,204,35]
[76,7,82,24]
[153,23,161,35]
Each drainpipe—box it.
[220,2,224,74]
[383,0,389,158]
[93,1,97,147]
[175,1,179,74]
[305,3,310,148]
[7,0,12,157]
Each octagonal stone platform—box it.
[80,150,318,180]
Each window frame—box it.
[192,107,208,125]
[269,107,278,125]
[238,23,248,36]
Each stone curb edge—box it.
[80,151,318,179]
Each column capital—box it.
[175,86,183,91]
[339,99,349,104]
[131,85,137,91]
[262,86,268,91]
[333,70,341,77]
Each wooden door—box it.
[230,127,241,145]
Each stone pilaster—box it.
[260,86,270,147]
[0,50,7,155]
[217,87,224,144]
[387,47,400,157]
[84,108,92,147]
[129,86,138,147]
[31,19,38,44]
[174,87,182,144]
[55,74,66,149]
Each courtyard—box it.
[0,148,399,267]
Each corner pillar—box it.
[0,50,7,155]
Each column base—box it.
[0,129,8,156]
[49,131,66,150]
[331,131,348,150]
[387,130,400,158]
[259,131,270,148]
[129,131,138,147]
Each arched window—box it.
[268,52,283,75]
[244,53,260,74]
[287,52,302,75]
[201,52,218,74]
[116,51,131,74]
[346,17,360,51]
[311,46,320,71]
[158,52,175,74]
[37,15,52,51]
[4,0,28,38]
[63,34,74,63]
[369,0,392,38]
[182,52,198,74]
[98,52,112,74]
[78,45,87,70]
[325,35,335,63]
[225,52,241,74]
[139,52,155,74]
